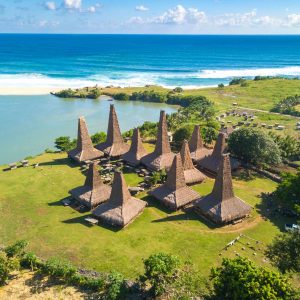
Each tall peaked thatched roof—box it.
[96,105,129,157]
[141,110,175,171]
[194,154,251,224]
[180,140,206,184]
[188,125,212,161]
[122,128,148,166]
[93,171,147,227]
[68,117,104,162]
[69,163,111,209]
[149,154,200,210]
[198,132,240,175]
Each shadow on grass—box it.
[232,169,264,182]
[25,272,61,295]
[38,158,78,168]
[256,192,297,232]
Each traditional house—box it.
[96,105,129,157]
[188,125,212,161]
[69,163,111,209]
[198,132,239,175]
[149,154,200,210]
[68,117,104,162]
[93,171,147,227]
[180,140,206,184]
[194,154,251,224]
[141,110,175,171]
[122,128,148,166]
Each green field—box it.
[0,152,295,279]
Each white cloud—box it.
[87,6,96,13]
[135,5,149,12]
[129,5,207,25]
[39,20,60,27]
[64,0,81,10]
[215,10,281,27]
[45,1,56,11]
[286,14,300,27]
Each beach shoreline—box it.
[0,87,64,96]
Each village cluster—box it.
[66,104,252,228]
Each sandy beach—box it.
[0,87,65,95]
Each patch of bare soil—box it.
[0,271,90,300]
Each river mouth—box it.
[0,95,177,165]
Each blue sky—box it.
[0,0,300,34]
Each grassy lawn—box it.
[0,152,295,280]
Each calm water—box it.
[0,95,176,164]
[0,35,300,88]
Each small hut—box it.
[180,140,206,184]
[96,104,129,157]
[69,163,111,209]
[141,111,175,171]
[122,128,148,166]
[68,117,104,162]
[93,171,147,227]
[194,154,251,224]
[198,132,239,175]
[149,154,200,210]
[188,125,212,161]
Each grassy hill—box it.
[0,151,296,279]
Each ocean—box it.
[1,34,300,164]
[1,34,300,89]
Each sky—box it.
[0,0,300,34]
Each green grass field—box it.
[0,152,296,279]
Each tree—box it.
[202,126,219,145]
[140,253,180,296]
[173,125,194,148]
[273,170,300,215]
[91,132,107,144]
[228,128,282,167]
[54,136,76,152]
[218,83,225,88]
[210,257,298,300]
[266,232,300,274]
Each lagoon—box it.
[0,95,177,165]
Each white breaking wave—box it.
[196,66,300,79]
[0,66,299,93]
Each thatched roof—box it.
[149,154,200,210]
[180,140,206,184]
[69,163,111,209]
[194,154,251,224]
[93,171,147,227]
[188,125,212,161]
[96,105,129,157]
[68,117,104,162]
[198,132,240,175]
[141,110,175,171]
[122,128,148,166]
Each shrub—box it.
[173,125,194,148]
[55,136,76,152]
[141,252,180,296]
[201,126,218,145]
[0,252,10,285]
[211,257,298,300]
[20,252,41,270]
[150,169,167,186]
[229,78,246,86]
[106,271,126,300]
[173,87,183,93]
[91,132,107,144]
[5,240,28,258]
[218,83,225,88]
[113,93,130,101]
[88,89,101,99]
[43,257,77,279]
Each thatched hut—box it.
[68,117,104,162]
[96,104,129,157]
[93,171,147,227]
[149,154,200,210]
[141,111,175,171]
[180,140,206,184]
[122,128,148,166]
[198,132,240,175]
[194,154,251,224]
[69,163,111,209]
[188,125,212,162]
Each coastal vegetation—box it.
[271,95,300,117]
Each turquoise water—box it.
[0,95,177,164]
